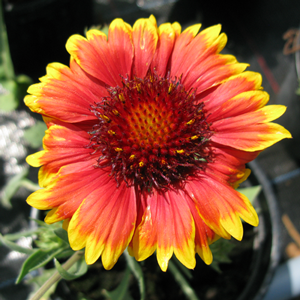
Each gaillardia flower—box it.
[25,15,291,271]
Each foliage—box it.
[23,121,47,148]
[0,0,32,111]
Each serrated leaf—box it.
[54,228,69,244]
[1,168,29,208]
[237,185,261,204]
[54,256,88,281]
[124,250,145,300]
[0,80,19,111]
[23,121,47,148]
[16,247,66,283]
[102,266,133,300]
[0,234,35,255]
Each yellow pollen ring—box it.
[139,161,144,167]
[136,84,141,92]
[115,148,123,152]
[119,94,125,102]
[112,109,119,116]
[176,149,185,154]
[129,154,135,160]
[186,119,195,125]
[191,135,199,140]
[108,130,116,135]
[168,84,174,94]
[100,114,110,122]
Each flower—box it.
[25,15,291,271]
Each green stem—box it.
[29,251,84,300]
[168,260,200,300]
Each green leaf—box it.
[1,168,29,208]
[210,238,235,273]
[4,228,38,241]
[0,233,35,255]
[124,250,145,300]
[0,1,15,80]
[100,25,109,36]
[237,185,261,204]
[15,74,33,101]
[16,74,32,85]
[54,228,69,244]
[16,247,66,283]
[23,121,47,148]
[102,266,133,300]
[0,80,19,111]
[29,218,50,227]
[56,249,75,259]
[54,256,88,281]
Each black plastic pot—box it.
[237,160,282,300]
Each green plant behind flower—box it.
[0,0,32,111]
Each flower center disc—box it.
[89,72,212,191]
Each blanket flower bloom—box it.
[25,15,291,271]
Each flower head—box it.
[25,15,291,271]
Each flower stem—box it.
[168,260,200,300]
[20,179,41,191]
[29,251,84,300]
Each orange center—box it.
[89,72,212,190]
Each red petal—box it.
[68,181,137,270]
[66,20,133,86]
[169,24,201,76]
[25,60,104,123]
[27,161,109,214]
[187,201,217,264]
[206,143,259,185]
[26,121,97,187]
[132,18,158,78]
[184,175,258,241]
[151,23,176,77]
[199,71,262,109]
[131,189,196,271]
[211,106,291,151]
